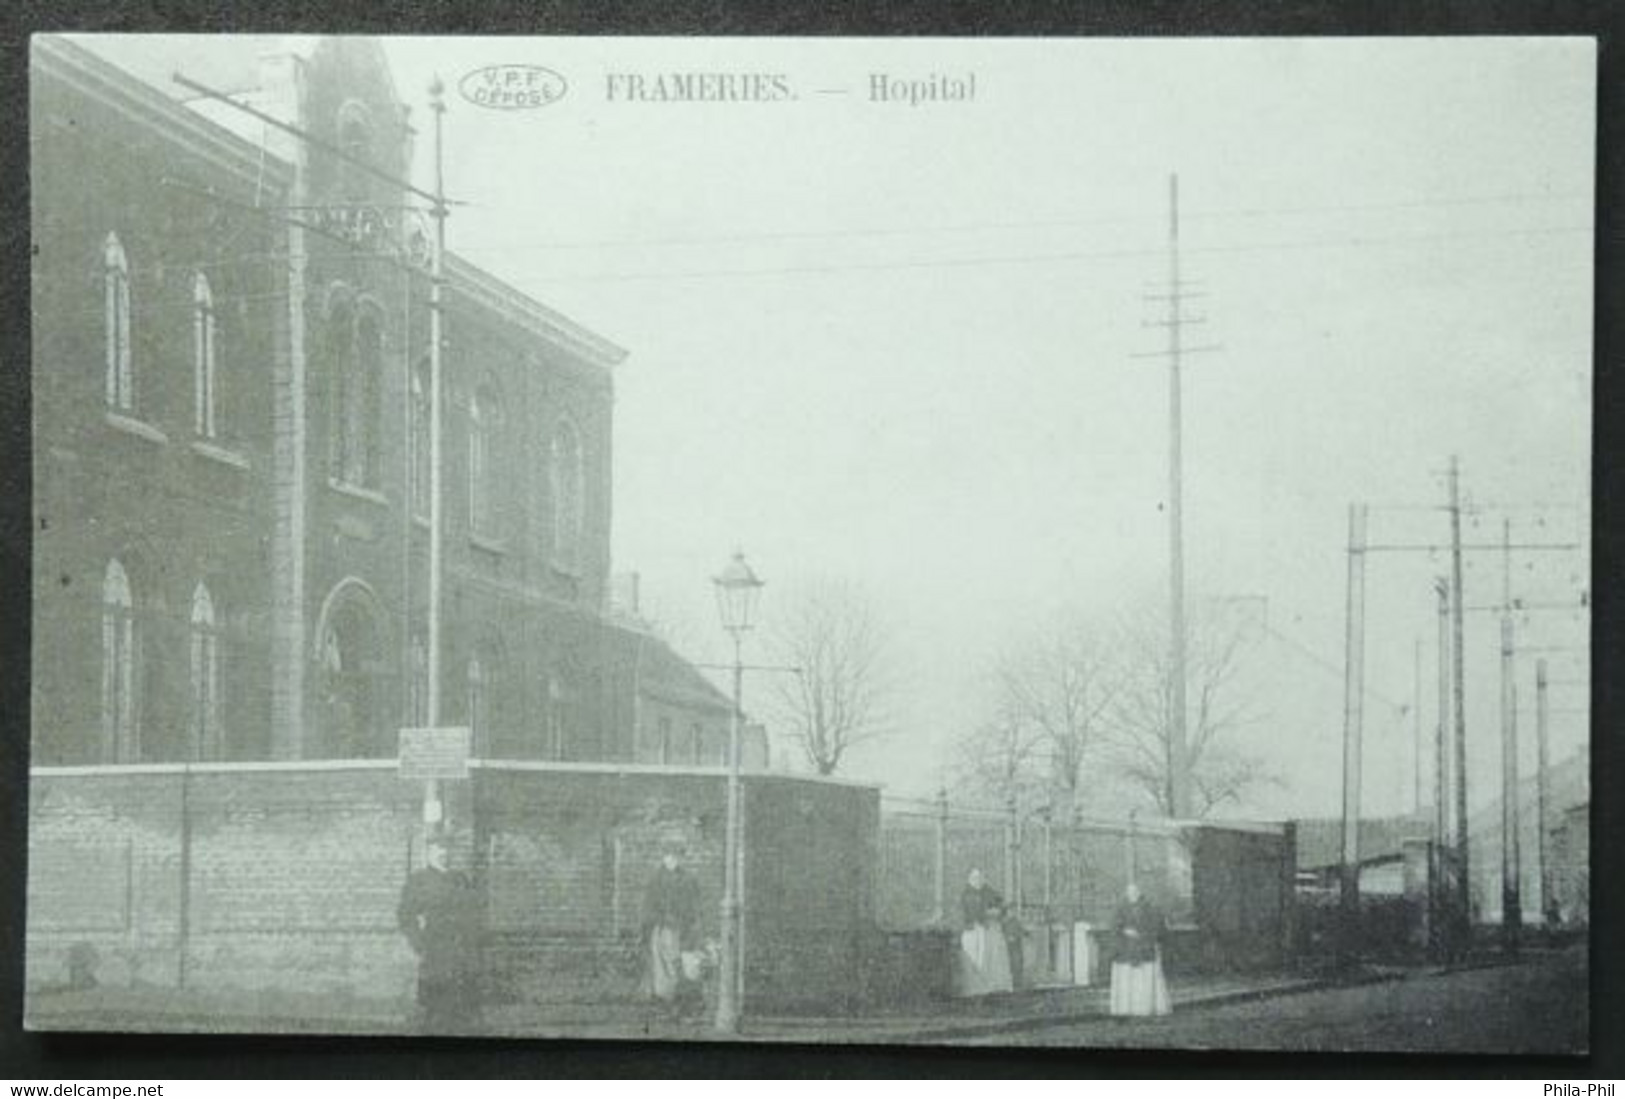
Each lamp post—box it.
[423,74,448,843]
[713,551,763,1034]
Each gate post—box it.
[933,787,949,925]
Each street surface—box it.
[958,945,1588,1053]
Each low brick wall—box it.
[27,761,881,1023]
[27,763,425,1011]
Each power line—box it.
[1261,622,1410,716]
[497,223,1589,287]
[448,189,1591,254]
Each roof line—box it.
[34,36,296,190]
[446,251,628,370]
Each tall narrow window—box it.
[101,559,136,762]
[103,233,132,411]
[337,101,374,201]
[189,583,220,760]
[658,716,674,765]
[409,360,430,519]
[355,308,382,486]
[330,299,383,489]
[318,593,383,758]
[192,273,217,438]
[466,653,487,757]
[469,386,490,536]
[327,298,355,481]
[550,419,584,568]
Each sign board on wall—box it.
[398,727,472,781]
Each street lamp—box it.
[712,550,763,1033]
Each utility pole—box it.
[1166,172,1190,821]
[424,75,449,838]
[1448,456,1471,942]
[169,67,457,821]
[1132,173,1220,820]
[1433,577,1452,958]
[934,787,949,926]
[1413,637,1423,817]
[1340,503,1368,954]
[1535,659,1554,927]
[1499,519,1522,952]
[1352,466,1579,958]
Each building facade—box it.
[32,35,732,769]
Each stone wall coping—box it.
[473,759,883,791]
[31,758,883,791]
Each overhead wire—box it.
[496,223,1591,288]
[448,189,1592,254]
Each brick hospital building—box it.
[31,34,739,769]
[28,37,874,1023]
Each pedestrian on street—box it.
[1109,881,1171,1017]
[397,835,482,1033]
[641,840,703,1019]
[958,868,1015,996]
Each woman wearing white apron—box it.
[1109,882,1171,1016]
[958,869,1014,996]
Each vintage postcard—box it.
[27,34,1593,1051]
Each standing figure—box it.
[397,836,482,1033]
[958,868,1015,996]
[641,841,703,1018]
[1109,882,1171,1017]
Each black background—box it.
[0,0,1618,1079]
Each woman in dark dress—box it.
[958,869,1014,996]
[642,843,703,1018]
[1109,881,1171,1016]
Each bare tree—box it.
[950,695,1046,810]
[1109,603,1271,817]
[990,618,1120,820]
[763,577,891,775]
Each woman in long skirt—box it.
[958,869,1014,996]
[1109,882,1171,1017]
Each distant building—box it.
[31,35,731,767]
[1465,751,1589,927]
[1292,814,1429,893]
[1549,800,1589,926]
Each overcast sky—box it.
[369,37,1595,819]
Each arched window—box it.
[101,559,136,762]
[190,583,220,760]
[103,233,132,411]
[466,652,487,757]
[547,674,567,760]
[354,307,383,485]
[326,296,355,480]
[316,586,385,759]
[469,386,489,536]
[407,631,427,726]
[550,418,584,567]
[329,297,383,489]
[469,381,503,538]
[192,273,217,438]
[337,101,374,200]
[409,360,430,519]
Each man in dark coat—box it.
[641,842,703,1018]
[398,836,481,1033]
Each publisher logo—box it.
[458,65,567,110]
